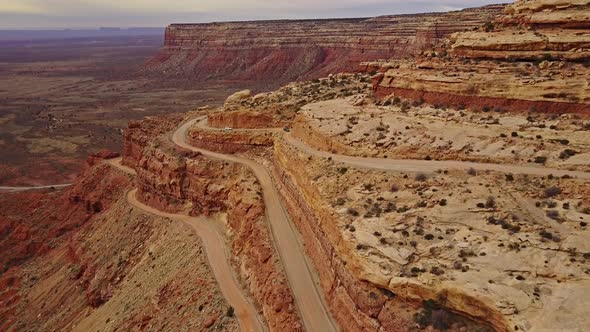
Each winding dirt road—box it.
[174,119,339,332]
[7,116,588,332]
[184,116,590,331]
[197,116,590,179]
[283,134,590,180]
[108,158,266,332]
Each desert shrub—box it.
[546,200,558,208]
[546,210,560,220]
[397,205,411,213]
[511,131,519,137]
[226,306,235,317]
[415,299,455,330]
[505,173,514,181]
[540,229,554,240]
[485,196,496,209]
[544,186,561,198]
[401,101,410,111]
[559,149,577,159]
[347,208,359,217]
[541,53,554,62]
[91,201,102,213]
[415,173,427,182]
[534,156,547,164]
[384,202,397,213]
[338,167,348,174]
[412,97,425,107]
[484,21,494,32]
[467,168,477,176]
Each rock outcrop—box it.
[123,114,185,167]
[208,110,283,129]
[129,122,302,331]
[0,158,238,332]
[450,0,590,60]
[272,138,508,332]
[369,0,590,114]
[146,5,503,86]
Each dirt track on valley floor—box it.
[173,119,339,332]
[108,158,267,332]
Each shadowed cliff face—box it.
[144,5,503,88]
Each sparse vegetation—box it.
[546,210,560,220]
[485,196,496,209]
[544,186,561,198]
[226,306,235,317]
[559,149,577,159]
[347,208,359,217]
[415,173,427,182]
[414,299,458,330]
[534,156,547,164]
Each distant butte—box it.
[145,5,503,87]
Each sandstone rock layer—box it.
[369,0,590,114]
[146,6,503,85]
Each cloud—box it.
[0,3,45,14]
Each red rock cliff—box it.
[145,5,503,86]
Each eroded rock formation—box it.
[368,0,590,114]
[0,155,238,331]
[146,5,503,86]
[129,121,302,331]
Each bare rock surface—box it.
[367,0,590,114]
[146,5,502,86]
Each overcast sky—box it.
[0,0,508,29]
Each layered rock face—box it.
[128,123,302,331]
[146,5,502,86]
[0,156,238,332]
[450,0,590,60]
[123,114,185,167]
[370,0,590,114]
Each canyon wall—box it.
[369,0,590,114]
[145,5,503,86]
[0,154,239,332]
[271,137,506,332]
[188,125,275,154]
[129,126,302,331]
